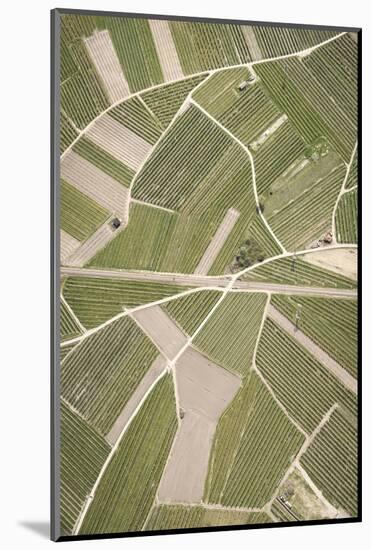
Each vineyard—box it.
[60,300,82,341]
[141,75,207,127]
[204,372,304,507]
[80,374,177,534]
[60,179,110,242]
[73,136,135,188]
[336,189,358,244]
[194,293,267,376]
[57,13,359,537]
[146,505,271,530]
[266,162,345,250]
[242,256,356,289]
[60,401,110,534]
[162,290,221,335]
[271,295,357,377]
[252,26,339,57]
[62,277,190,328]
[301,407,357,516]
[345,147,358,189]
[108,96,163,144]
[255,35,357,163]
[61,315,159,435]
[256,318,357,433]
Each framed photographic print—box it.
[51,8,361,542]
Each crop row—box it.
[255,59,354,162]
[205,372,304,507]
[141,75,207,127]
[169,21,251,75]
[256,318,357,433]
[252,26,339,58]
[132,105,233,210]
[60,300,82,341]
[108,96,164,145]
[267,163,345,250]
[95,16,164,92]
[88,203,177,271]
[60,179,109,242]
[60,29,109,129]
[60,401,110,534]
[253,120,306,196]
[303,34,357,124]
[345,147,358,189]
[194,292,267,376]
[146,504,271,530]
[301,407,358,516]
[163,290,221,336]
[336,189,358,244]
[61,315,158,435]
[80,374,177,534]
[60,111,78,153]
[272,295,357,378]
[73,136,135,188]
[63,277,190,328]
[243,256,356,289]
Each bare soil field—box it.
[268,305,357,394]
[303,247,357,281]
[132,306,188,360]
[61,151,129,218]
[194,209,240,275]
[158,347,240,503]
[149,20,184,81]
[65,221,117,267]
[85,30,131,103]
[241,26,263,60]
[158,412,216,503]
[86,114,153,171]
[105,355,167,445]
[61,230,80,264]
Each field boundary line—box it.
[190,98,286,254]
[130,198,177,213]
[332,141,358,240]
[73,368,168,535]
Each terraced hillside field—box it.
[56,11,359,540]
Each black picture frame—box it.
[51,8,362,542]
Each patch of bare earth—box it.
[158,347,240,503]
[303,247,357,281]
[148,20,184,81]
[84,30,130,103]
[131,306,188,360]
[61,151,129,219]
[86,114,153,171]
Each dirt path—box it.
[332,142,358,239]
[194,208,240,275]
[267,305,357,394]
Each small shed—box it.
[111,217,121,230]
[238,81,248,91]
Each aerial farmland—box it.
[57,11,359,538]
